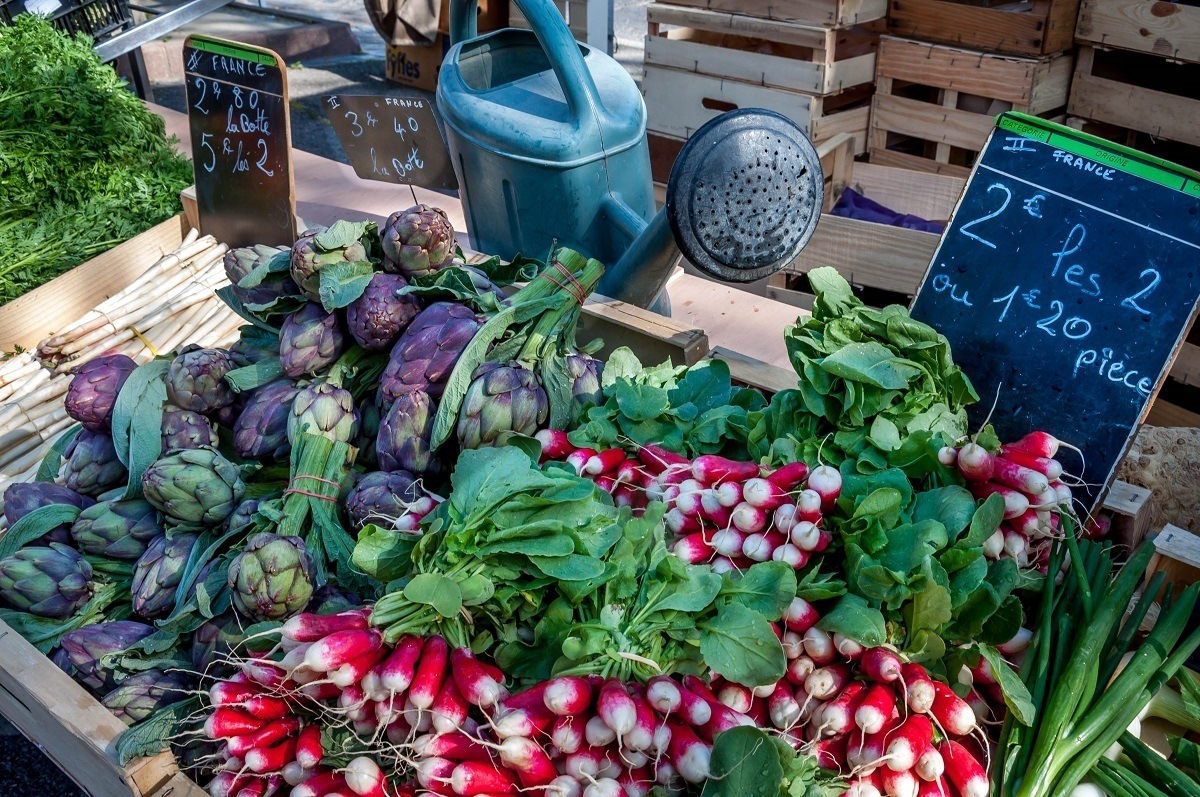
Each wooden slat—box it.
[871,93,996,152]
[1147,524,1200,588]
[886,0,1078,56]
[1170,342,1200,388]
[647,4,829,49]
[664,0,887,28]
[1146,397,1200,427]
[1068,53,1200,148]
[0,215,191,352]
[876,36,1039,106]
[1103,479,1154,548]
[811,104,871,153]
[868,148,974,178]
[1075,0,1200,65]
[643,66,814,139]
[580,293,711,366]
[849,162,966,221]
[785,212,938,294]
[0,621,179,797]
[147,772,209,797]
[709,346,799,393]
[645,33,830,95]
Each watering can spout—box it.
[598,198,677,316]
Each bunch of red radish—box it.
[940,431,1088,572]
[769,597,1001,797]
[536,431,842,574]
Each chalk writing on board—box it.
[910,113,1200,512]
[183,36,294,248]
[323,94,457,191]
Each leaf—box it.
[115,696,201,765]
[34,424,81,482]
[458,574,495,607]
[1178,669,1200,720]
[480,536,576,558]
[318,260,375,311]
[962,493,1006,546]
[403,573,463,618]
[869,416,902,451]
[669,359,732,414]
[313,219,370,250]
[699,602,787,687]
[225,358,284,393]
[654,566,723,613]
[820,342,923,389]
[614,381,670,422]
[701,727,783,797]
[979,645,1035,725]
[817,593,887,646]
[913,487,977,538]
[351,525,417,583]
[529,554,606,581]
[719,563,798,621]
[236,249,290,288]
[110,359,169,498]
[600,347,645,388]
[0,504,82,559]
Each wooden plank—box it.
[868,148,974,178]
[1170,342,1200,388]
[147,772,209,797]
[1146,397,1200,427]
[876,36,1040,106]
[0,620,179,797]
[665,0,887,28]
[1103,479,1154,548]
[667,272,799,369]
[643,66,814,139]
[886,0,1078,56]
[0,215,191,352]
[811,104,871,153]
[1075,0,1200,64]
[645,32,831,94]
[1028,50,1076,113]
[766,273,817,309]
[1068,54,1200,148]
[580,293,711,366]
[1147,524,1200,588]
[709,346,799,393]
[647,4,829,49]
[785,212,938,294]
[848,162,966,220]
[871,93,996,152]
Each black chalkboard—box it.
[323,94,458,191]
[183,35,296,248]
[910,113,1200,512]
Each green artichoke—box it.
[377,389,437,474]
[457,361,548,449]
[279,302,346,378]
[64,354,137,432]
[160,404,218,454]
[61,429,127,497]
[290,225,371,300]
[223,244,301,313]
[60,621,156,692]
[233,378,299,460]
[141,447,246,529]
[165,347,237,414]
[131,532,198,618]
[228,532,314,621]
[288,382,360,444]
[70,498,163,560]
[344,470,419,530]
[2,482,94,546]
[101,668,191,726]
[381,205,455,277]
[0,544,92,618]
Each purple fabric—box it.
[830,188,946,234]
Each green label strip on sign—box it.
[996,112,1200,197]
[188,37,279,67]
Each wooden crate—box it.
[509,0,587,39]
[1075,0,1200,65]
[887,0,1081,57]
[869,36,1074,177]
[651,0,885,29]
[1069,46,1200,149]
[646,3,877,96]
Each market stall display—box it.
[0,199,1195,797]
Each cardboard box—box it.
[438,0,509,34]
[385,33,451,92]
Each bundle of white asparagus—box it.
[0,229,245,491]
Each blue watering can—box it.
[438,0,825,312]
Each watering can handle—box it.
[448,0,602,126]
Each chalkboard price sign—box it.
[323,94,457,191]
[183,35,296,248]
[910,113,1200,511]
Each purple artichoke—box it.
[0,544,92,618]
[288,382,360,445]
[223,244,301,311]
[61,429,127,497]
[165,347,236,414]
[227,498,260,532]
[131,533,198,618]
[101,668,192,725]
[381,205,455,277]
[346,272,421,351]
[377,302,482,411]
[279,302,346,378]
[210,396,243,430]
[344,470,419,530]
[233,379,300,460]
[457,361,548,450]
[191,612,245,675]
[60,620,157,692]
[290,225,371,301]
[64,354,137,432]
[2,482,95,546]
[377,390,437,474]
[160,405,218,454]
[230,332,280,367]
[567,353,604,408]
[52,646,74,677]
[307,583,360,615]
[70,498,163,560]
[228,533,314,621]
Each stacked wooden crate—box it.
[641,0,883,187]
[509,0,587,41]
[867,0,1078,176]
[1071,0,1200,170]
